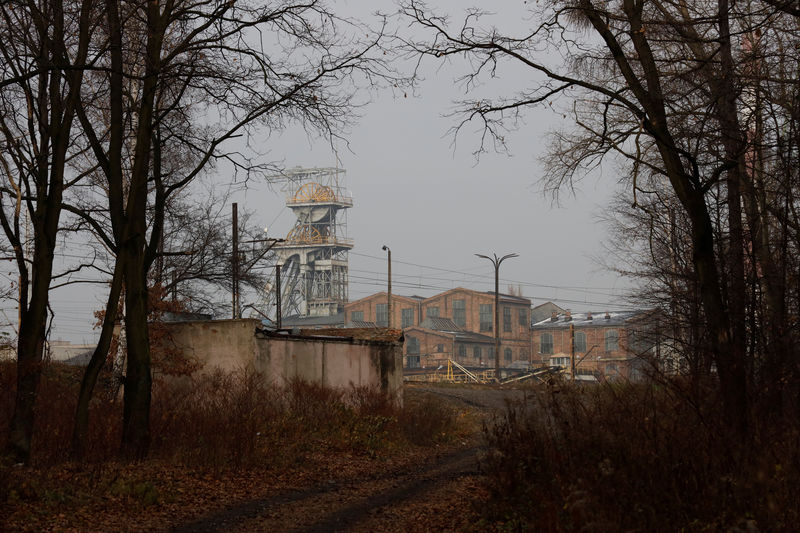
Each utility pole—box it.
[475,252,519,381]
[570,323,576,381]
[232,203,239,319]
[382,245,391,327]
[275,264,282,330]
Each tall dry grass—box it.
[0,361,456,470]
[481,380,800,531]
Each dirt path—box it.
[168,385,522,533]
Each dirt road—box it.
[169,385,524,533]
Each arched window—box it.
[575,331,587,352]
[504,348,512,362]
[605,330,619,352]
[540,333,554,354]
[407,336,420,355]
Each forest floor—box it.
[1,384,531,532]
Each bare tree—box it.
[0,0,97,463]
[64,0,397,458]
[400,0,800,430]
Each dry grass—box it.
[0,361,458,470]
[479,380,800,531]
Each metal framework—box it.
[259,167,353,319]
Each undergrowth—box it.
[480,380,800,531]
[0,361,457,471]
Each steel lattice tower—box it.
[260,167,353,319]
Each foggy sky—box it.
[39,1,633,343]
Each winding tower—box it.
[266,167,353,318]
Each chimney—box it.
[586,311,593,321]
[604,311,611,320]
[550,311,558,322]
[565,310,572,322]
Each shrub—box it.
[0,362,459,469]
[480,381,800,531]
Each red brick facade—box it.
[345,288,533,368]
[532,311,659,381]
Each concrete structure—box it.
[345,288,532,368]
[531,310,661,381]
[163,319,403,399]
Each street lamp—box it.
[475,252,519,381]
[382,245,391,328]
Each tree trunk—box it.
[120,250,151,460]
[71,257,125,459]
[5,267,50,463]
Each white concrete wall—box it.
[164,319,403,399]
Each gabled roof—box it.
[421,286,531,305]
[345,292,422,307]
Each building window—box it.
[479,304,492,332]
[551,356,570,367]
[376,303,388,327]
[436,343,444,353]
[426,306,439,318]
[488,346,495,360]
[473,346,482,360]
[518,308,528,326]
[504,348,512,362]
[540,333,554,354]
[575,331,587,353]
[605,329,619,352]
[453,299,466,327]
[406,336,420,354]
[350,310,363,322]
[406,355,420,368]
[458,344,466,358]
[503,307,512,332]
[401,308,413,328]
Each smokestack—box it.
[551,311,558,322]
[604,311,611,320]
[565,310,572,322]
[586,312,593,321]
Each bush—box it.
[480,380,800,531]
[1,361,459,469]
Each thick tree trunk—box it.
[5,271,50,463]
[120,250,151,460]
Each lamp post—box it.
[382,245,391,328]
[475,252,518,381]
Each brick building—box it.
[345,287,532,368]
[531,310,661,381]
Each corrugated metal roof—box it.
[420,317,463,332]
[452,331,496,343]
[280,312,345,328]
[348,320,379,328]
[532,310,651,329]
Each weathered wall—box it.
[164,319,403,400]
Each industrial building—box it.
[531,309,662,381]
[345,287,532,368]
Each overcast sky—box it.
[31,1,633,344]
